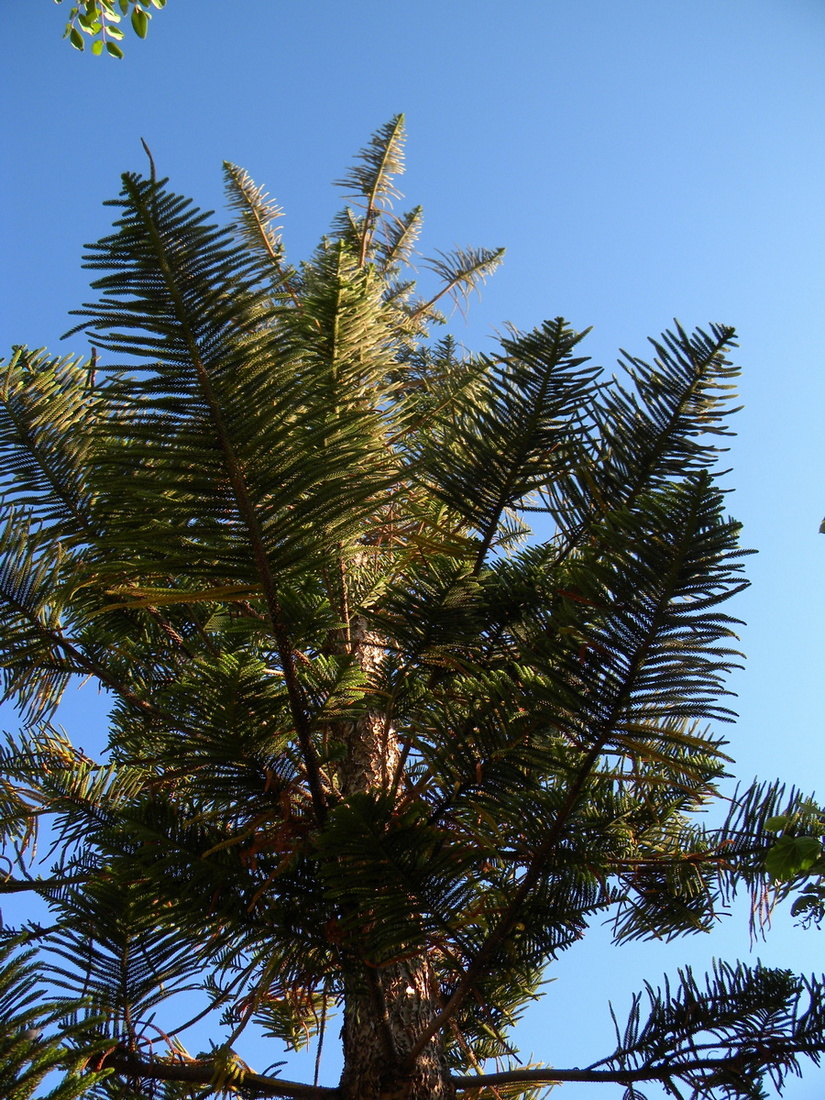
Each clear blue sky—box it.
[1,1,824,1097]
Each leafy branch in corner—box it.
[55,0,165,58]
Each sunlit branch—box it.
[105,1051,338,1099]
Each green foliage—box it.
[0,116,823,1098]
[764,802,825,928]
[0,940,109,1099]
[55,0,165,57]
[600,960,825,1100]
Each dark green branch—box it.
[452,1055,766,1090]
[127,176,328,826]
[0,873,88,894]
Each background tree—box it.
[0,117,823,1100]
[54,0,164,57]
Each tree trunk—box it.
[334,615,455,1100]
[339,955,455,1100]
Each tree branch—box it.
[450,1053,774,1091]
[0,873,88,894]
[406,525,694,1065]
[126,177,328,827]
[404,736,608,1066]
[105,1051,338,1099]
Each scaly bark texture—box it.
[335,615,400,796]
[335,615,455,1100]
[339,957,455,1100]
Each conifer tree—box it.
[1,116,823,1100]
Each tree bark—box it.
[334,615,455,1100]
[339,956,455,1100]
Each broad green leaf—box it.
[131,7,149,37]
[765,835,822,881]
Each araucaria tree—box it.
[0,117,823,1100]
